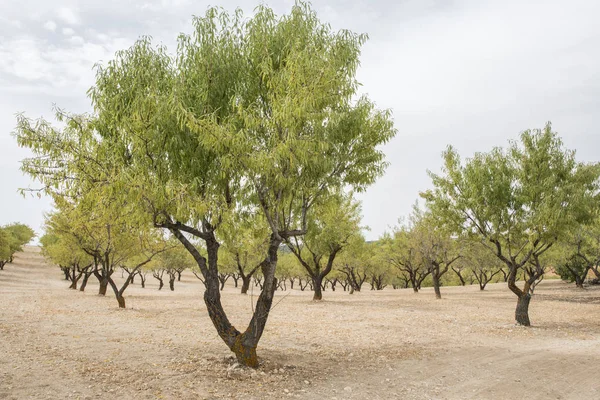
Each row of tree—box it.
[15,1,600,367]
[0,223,35,270]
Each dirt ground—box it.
[1,246,599,400]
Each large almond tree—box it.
[422,124,599,325]
[16,3,395,366]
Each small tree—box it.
[422,124,599,325]
[461,241,504,290]
[40,232,93,289]
[388,215,431,293]
[286,194,361,300]
[0,223,35,268]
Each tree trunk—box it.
[169,276,175,291]
[116,295,126,308]
[241,276,251,294]
[432,270,442,299]
[515,293,531,326]
[232,336,259,368]
[80,272,91,292]
[158,279,164,290]
[452,267,466,286]
[177,270,182,281]
[69,277,79,290]
[312,275,323,301]
[98,278,108,296]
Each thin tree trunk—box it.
[432,270,442,299]
[80,272,91,292]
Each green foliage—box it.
[554,255,587,283]
[40,231,93,269]
[422,123,599,280]
[0,223,35,266]
[0,229,12,262]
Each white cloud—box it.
[43,20,57,32]
[62,27,75,36]
[68,36,85,45]
[56,7,80,25]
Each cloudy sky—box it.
[1,0,599,240]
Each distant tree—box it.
[556,218,600,287]
[0,229,13,270]
[155,245,196,291]
[336,237,370,293]
[0,223,35,269]
[221,215,268,294]
[286,194,362,300]
[388,214,431,293]
[44,198,169,308]
[40,232,93,289]
[460,241,504,290]
[412,211,460,299]
[422,124,599,325]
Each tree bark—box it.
[79,272,91,292]
[432,269,442,299]
[312,275,323,301]
[515,293,531,326]
[98,278,108,295]
[241,276,251,294]
[116,295,126,308]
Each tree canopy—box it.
[422,123,600,325]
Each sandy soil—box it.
[1,246,599,400]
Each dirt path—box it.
[1,246,599,399]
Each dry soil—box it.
[1,246,599,400]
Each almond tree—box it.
[422,124,599,325]
[39,232,93,289]
[285,193,362,300]
[555,218,600,287]
[0,223,35,269]
[16,3,394,366]
[388,217,431,293]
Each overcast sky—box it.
[1,0,599,240]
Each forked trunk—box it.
[69,277,79,290]
[232,336,258,367]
